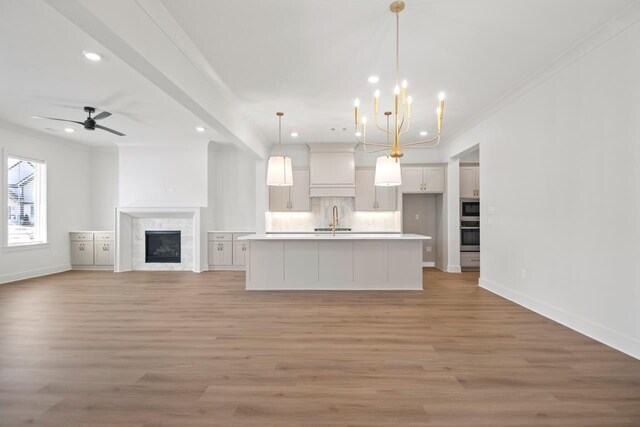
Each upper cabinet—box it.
[355,168,397,211]
[460,166,480,198]
[269,169,310,211]
[401,166,445,193]
[308,144,356,197]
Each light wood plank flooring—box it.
[0,269,638,426]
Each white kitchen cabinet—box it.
[208,232,253,269]
[70,232,114,269]
[94,242,115,266]
[269,169,310,211]
[401,166,445,193]
[70,241,94,265]
[355,168,397,211]
[233,242,248,266]
[460,166,480,198]
[209,241,232,266]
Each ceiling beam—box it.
[44,0,268,159]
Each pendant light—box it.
[266,112,293,186]
[374,155,402,186]
[375,112,402,186]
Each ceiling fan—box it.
[33,106,126,136]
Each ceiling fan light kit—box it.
[266,112,294,186]
[353,1,446,185]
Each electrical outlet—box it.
[415,214,419,220]
[426,246,432,252]
[521,269,527,280]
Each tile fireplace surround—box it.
[115,207,207,273]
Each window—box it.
[6,156,46,246]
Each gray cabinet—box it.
[355,168,397,211]
[269,169,310,211]
[401,166,445,193]
[70,232,114,268]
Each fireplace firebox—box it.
[145,231,181,263]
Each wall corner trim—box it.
[479,278,640,361]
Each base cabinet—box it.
[70,232,114,269]
[70,241,94,265]
[208,233,253,270]
[94,242,115,266]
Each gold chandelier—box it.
[353,1,446,159]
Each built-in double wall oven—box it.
[460,200,480,252]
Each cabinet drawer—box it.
[232,233,253,241]
[94,232,115,241]
[70,232,94,241]
[209,233,232,241]
[460,252,480,267]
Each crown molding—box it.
[447,1,640,142]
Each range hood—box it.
[308,143,356,197]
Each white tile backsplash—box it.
[266,197,401,232]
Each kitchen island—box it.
[238,234,430,290]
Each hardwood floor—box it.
[0,269,638,426]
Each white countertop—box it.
[208,231,255,234]
[240,233,430,241]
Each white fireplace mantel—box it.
[115,207,207,273]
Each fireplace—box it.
[145,231,181,263]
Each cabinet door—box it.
[95,242,114,266]
[269,185,290,211]
[82,242,94,265]
[208,242,218,265]
[460,167,477,198]
[219,242,233,265]
[355,169,376,211]
[474,168,480,198]
[70,242,84,265]
[290,169,310,211]
[233,242,247,266]
[376,186,397,211]
[423,167,445,193]
[401,167,424,192]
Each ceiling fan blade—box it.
[32,116,84,125]
[95,124,125,136]
[93,111,112,121]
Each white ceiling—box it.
[162,0,634,145]
[0,0,225,146]
[0,0,635,149]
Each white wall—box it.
[209,143,256,231]
[445,20,640,358]
[0,123,92,284]
[118,143,208,208]
[90,147,118,230]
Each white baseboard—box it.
[447,264,462,273]
[0,264,71,285]
[71,265,114,271]
[208,265,246,271]
[422,262,435,267]
[479,278,640,360]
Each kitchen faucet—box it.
[329,205,339,236]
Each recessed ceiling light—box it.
[290,132,298,137]
[420,131,428,136]
[195,126,205,132]
[64,128,75,133]
[368,75,379,83]
[83,51,102,61]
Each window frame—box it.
[3,151,48,249]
